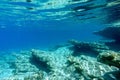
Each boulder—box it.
[97,51,120,68]
[30,49,52,72]
[67,55,118,80]
[68,39,109,56]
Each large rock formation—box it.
[97,50,120,80]
[68,39,109,56]
[67,55,119,80]
[97,50,120,68]
[94,26,120,42]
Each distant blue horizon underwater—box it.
[0,18,106,52]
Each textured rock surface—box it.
[68,39,109,56]
[24,71,47,80]
[97,50,120,68]
[1,42,120,80]
[67,55,119,80]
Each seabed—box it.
[0,37,120,80]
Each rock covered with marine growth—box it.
[97,50,120,68]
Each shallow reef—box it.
[1,39,120,80]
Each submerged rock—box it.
[9,51,39,75]
[68,39,109,56]
[3,41,120,80]
[30,49,52,72]
[94,26,120,42]
[67,55,118,80]
[97,51,120,68]
[24,71,47,80]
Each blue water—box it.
[0,19,105,51]
[0,0,120,79]
[0,0,114,51]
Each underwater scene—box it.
[0,0,120,80]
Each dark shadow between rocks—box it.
[29,56,50,73]
[69,45,99,57]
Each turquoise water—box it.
[0,0,109,51]
[0,20,105,51]
[0,0,120,79]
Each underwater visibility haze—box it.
[0,0,109,51]
[0,0,120,79]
